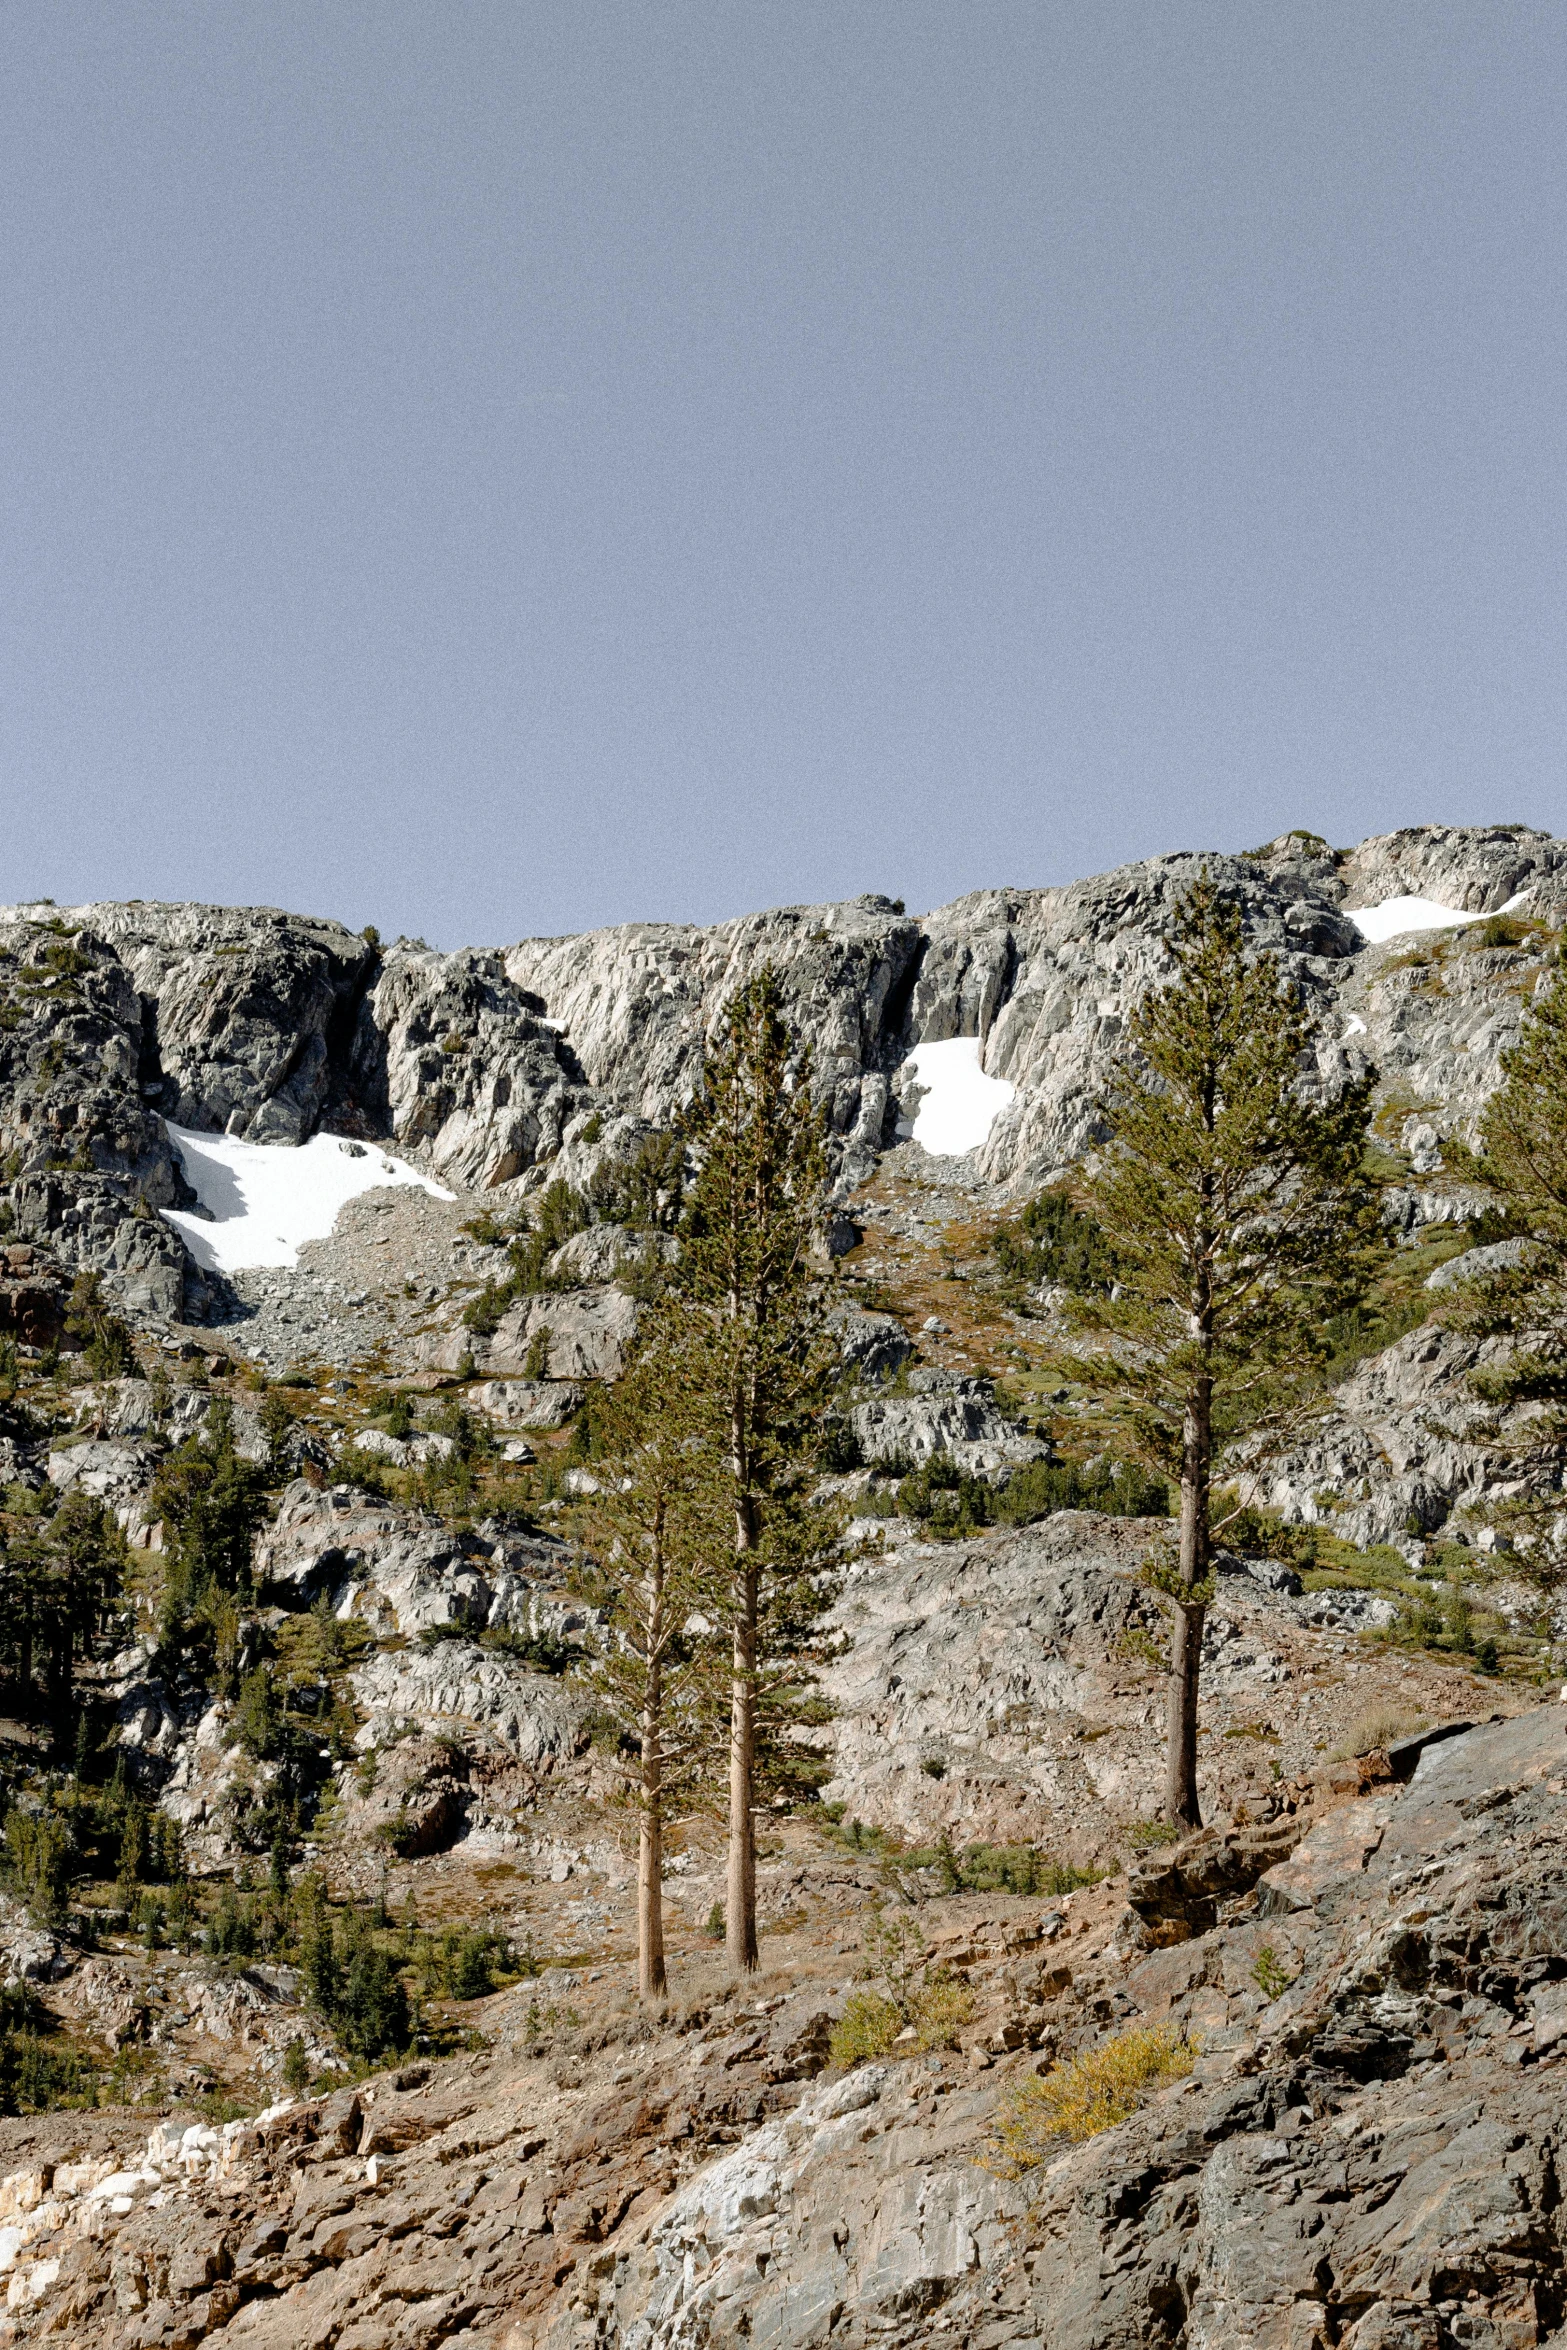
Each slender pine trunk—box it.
[725,1542,759,1975]
[638,1643,666,2003]
[1166,1371,1211,1830]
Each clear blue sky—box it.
[4,4,1566,944]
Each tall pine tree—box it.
[1441,953,1567,1580]
[1067,880,1383,1826]
[674,969,840,1975]
[579,1319,727,2002]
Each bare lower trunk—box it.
[726,1558,759,1974]
[1165,1602,1204,1830]
[638,1662,666,2003]
[1166,1382,1211,1831]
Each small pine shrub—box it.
[1251,1945,1293,2000]
[438,1928,508,2001]
[991,2025,1196,2166]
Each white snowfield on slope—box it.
[162,1123,452,1273]
[896,1035,1016,1158]
[1347,889,1530,944]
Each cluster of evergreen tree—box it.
[299,1878,413,2058]
[891,1450,1169,1539]
[991,1190,1118,1298]
[147,1394,271,1652]
[576,921,1390,1976]
[578,971,841,1995]
[0,1489,126,1742]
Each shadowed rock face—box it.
[34,901,377,1146]
[0,917,189,1317]
[348,943,584,1190]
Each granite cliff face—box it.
[8,822,1564,1327]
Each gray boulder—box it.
[470,1285,639,1381]
[1426,1235,1530,1290]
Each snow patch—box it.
[162,1124,453,1274]
[896,1037,1016,1158]
[1347,889,1530,945]
[1343,1014,1367,1038]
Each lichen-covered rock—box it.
[602,2065,1023,2349]
[819,1514,1175,1846]
[828,1299,913,1383]
[504,893,923,1192]
[0,1246,72,1348]
[331,1735,471,1855]
[350,1639,588,1766]
[468,1379,584,1430]
[1247,1323,1520,1553]
[253,1480,593,1644]
[850,1369,1046,1474]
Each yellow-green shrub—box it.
[829,1992,903,2067]
[909,1971,975,2052]
[991,2025,1196,2169]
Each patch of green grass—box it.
[1123,1818,1181,1850]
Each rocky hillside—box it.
[0,1705,1562,2349]
[0,822,1560,2347]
